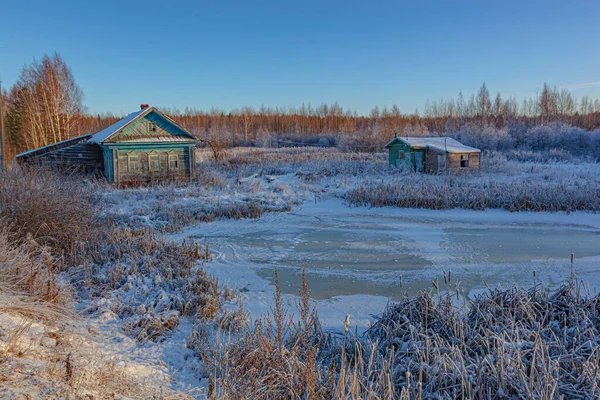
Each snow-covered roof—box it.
[88,108,151,144]
[87,106,197,144]
[16,134,92,159]
[16,107,199,162]
[384,137,480,153]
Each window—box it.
[460,154,469,168]
[168,154,179,169]
[148,122,157,132]
[399,151,405,160]
[149,154,160,171]
[437,154,447,169]
[128,154,141,172]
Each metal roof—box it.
[384,137,480,153]
[88,107,197,144]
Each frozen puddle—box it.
[176,199,600,328]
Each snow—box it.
[15,134,91,158]
[88,108,150,144]
[174,196,600,336]
[69,150,600,395]
[385,136,481,153]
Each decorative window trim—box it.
[149,154,160,171]
[128,153,141,172]
[168,154,179,170]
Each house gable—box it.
[104,110,196,144]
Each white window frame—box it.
[460,154,470,168]
[148,122,157,133]
[149,154,160,171]
[168,154,179,170]
[127,154,141,172]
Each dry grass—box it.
[190,270,396,400]
[0,168,97,263]
[75,226,227,341]
[0,227,71,322]
[0,168,196,398]
[192,269,600,399]
[346,173,600,212]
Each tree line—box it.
[1,53,600,159]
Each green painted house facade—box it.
[385,139,426,172]
[17,106,199,184]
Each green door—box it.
[414,152,424,172]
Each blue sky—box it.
[1,0,599,116]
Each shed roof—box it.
[16,134,93,160]
[384,137,480,153]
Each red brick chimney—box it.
[140,104,149,110]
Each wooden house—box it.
[16,105,199,183]
[385,136,480,173]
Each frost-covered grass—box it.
[367,278,600,399]
[76,227,233,342]
[0,168,98,263]
[196,271,600,399]
[0,169,215,398]
[3,147,600,398]
[100,171,303,233]
[0,220,188,398]
[346,150,600,212]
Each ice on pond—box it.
[186,199,600,301]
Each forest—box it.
[2,53,600,162]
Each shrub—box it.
[77,227,226,342]
[345,173,600,212]
[368,279,600,398]
[0,168,97,263]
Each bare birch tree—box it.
[8,53,83,151]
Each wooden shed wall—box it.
[388,143,426,171]
[447,152,480,170]
[425,149,480,172]
[425,148,444,173]
[21,143,103,172]
[388,143,412,167]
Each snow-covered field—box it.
[81,148,600,391]
[5,148,599,397]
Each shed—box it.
[384,137,480,173]
[16,105,199,183]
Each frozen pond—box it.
[183,199,600,301]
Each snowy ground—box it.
[78,149,600,396]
